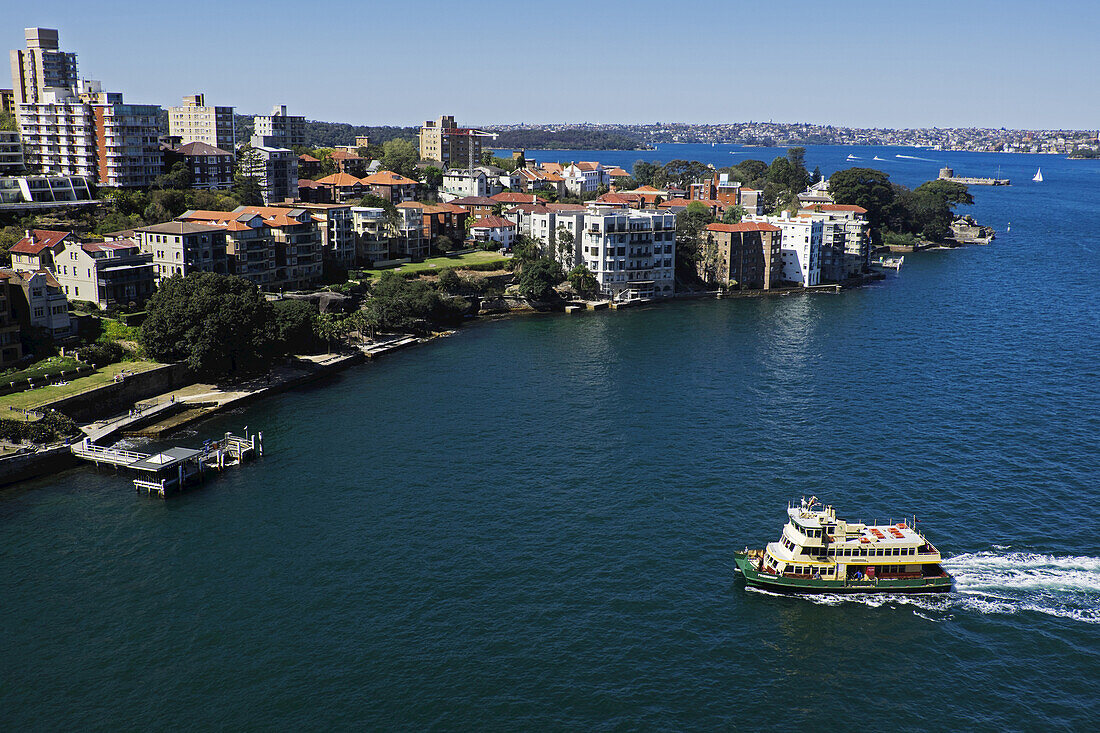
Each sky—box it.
[4,0,1098,130]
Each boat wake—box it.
[895,154,939,162]
[744,551,1100,624]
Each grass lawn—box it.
[0,360,162,413]
[357,251,511,280]
[1,355,86,384]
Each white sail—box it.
[1033,168,1043,182]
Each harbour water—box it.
[2,146,1098,729]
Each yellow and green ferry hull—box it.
[733,552,953,595]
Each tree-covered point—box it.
[489,127,645,151]
[827,168,974,242]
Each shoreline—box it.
[0,264,929,492]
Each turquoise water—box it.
[2,146,1099,729]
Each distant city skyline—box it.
[6,0,1099,129]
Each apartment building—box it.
[295,203,356,272]
[9,228,72,270]
[418,115,483,167]
[798,204,870,279]
[2,268,73,339]
[166,141,234,190]
[362,170,418,203]
[575,206,677,300]
[392,204,428,259]
[703,222,782,290]
[744,213,822,287]
[167,94,235,150]
[561,162,609,195]
[0,130,24,172]
[132,221,230,282]
[0,274,24,367]
[11,28,162,187]
[179,206,322,290]
[51,238,155,308]
[240,144,298,204]
[442,168,489,198]
[253,105,305,148]
[8,28,77,105]
[350,207,391,264]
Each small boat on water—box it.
[1033,168,1043,182]
[873,155,887,161]
[846,154,861,161]
[734,497,953,594]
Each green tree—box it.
[567,264,599,298]
[0,111,17,131]
[675,201,716,282]
[140,273,277,378]
[914,179,974,206]
[510,235,542,265]
[721,205,746,224]
[555,226,576,269]
[517,257,564,301]
[381,138,419,178]
[437,268,461,292]
[632,160,660,186]
[313,312,348,352]
[272,299,319,354]
[421,165,444,188]
[827,167,896,233]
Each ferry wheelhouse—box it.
[734,497,953,594]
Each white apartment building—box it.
[253,105,306,148]
[799,204,870,280]
[168,94,236,150]
[15,88,97,178]
[561,161,609,195]
[528,208,585,266]
[744,212,822,286]
[350,207,391,264]
[0,130,24,172]
[241,145,298,204]
[575,206,676,300]
[442,169,489,198]
[297,203,356,271]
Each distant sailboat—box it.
[1033,168,1043,182]
[873,155,887,161]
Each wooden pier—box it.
[71,429,263,498]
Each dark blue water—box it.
[2,146,1098,730]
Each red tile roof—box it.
[314,172,363,187]
[470,216,515,229]
[545,203,586,212]
[329,150,363,161]
[448,196,498,206]
[299,154,320,163]
[705,222,781,233]
[362,170,418,186]
[505,203,551,215]
[491,192,547,204]
[10,229,71,255]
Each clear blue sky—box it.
[6,0,1098,129]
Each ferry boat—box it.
[734,497,953,594]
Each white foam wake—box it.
[744,551,1100,624]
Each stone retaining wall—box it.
[43,363,192,422]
